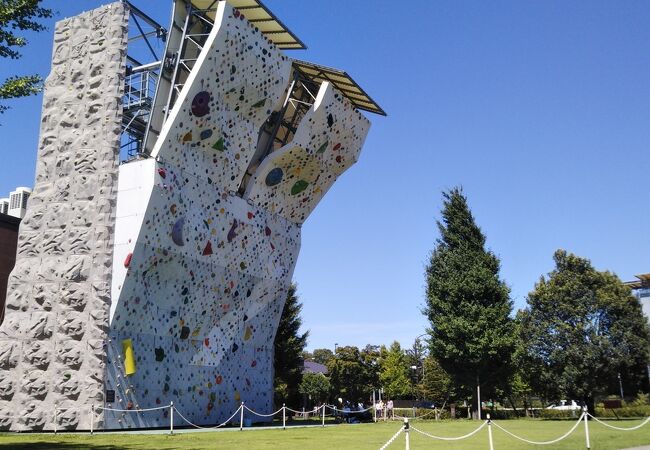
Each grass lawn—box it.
[0,418,649,449]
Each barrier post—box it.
[282,404,286,430]
[170,401,174,435]
[373,390,377,423]
[90,404,94,436]
[302,406,305,421]
[404,417,410,450]
[240,402,244,431]
[487,414,494,450]
[54,406,57,435]
[583,408,590,449]
[322,404,325,427]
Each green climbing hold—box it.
[291,180,309,195]
[212,137,225,151]
[316,141,329,154]
[155,347,165,362]
[251,98,266,108]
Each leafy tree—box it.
[299,373,331,406]
[418,355,454,405]
[274,284,309,408]
[519,250,650,414]
[312,348,334,365]
[0,0,53,113]
[327,345,377,402]
[379,341,412,399]
[424,187,515,416]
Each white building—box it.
[7,187,31,219]
[0,198,8,215]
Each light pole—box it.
[334,343,338,354]
[618,372,624,400]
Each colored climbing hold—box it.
[327,113,334,127]
[200,129,213,140]
[251,360,257,367]
[204,338,210,347]
[333,143,342,151]
[316,141,329,154]
[171,217,185,246]
[123,252,133,268]
[180,326,190,339]
[244,326,252,341]
[234,391,241,402]
[157,167,167,178]
[265,167,283,186]
[191,91,210,117]
[182,131,192,142]
[336,155,342,163]
[291,180,309,195]
[251,98,266,108]
[216,375,223,384]
[154,347,165,362]
[264,226,271,236]
[240,261,247,270]
[202,240,213,256]
[247,212,254,220]
[227,220,238,243]
[212,137,225,151]
[232,343,239,353]
[170,204,177,216]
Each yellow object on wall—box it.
[122,338,137,376]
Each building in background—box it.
[5,187,31,219]
[0,214,20,324]
[626,274,650,319]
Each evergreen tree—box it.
[379,341,412,399]
[424,187,515,416]
[274,284,309,407]
[520,250,650,413]
[0,0,53,113]
[299,373,331,406]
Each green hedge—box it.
[595,405,650,418]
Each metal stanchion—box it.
[283,404,286,430]
[170,401,174,435]
[240,402,244,431]
[54,406,57,435]
[404,417,410,450]
[487,414,494,450]
[583,408,591,449]
[90,404,94,435]
[322,405,325,427]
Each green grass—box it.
[0,418,649,449]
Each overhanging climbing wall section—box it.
[106,2,298,428]
[0,3,127,431]
[244,81,370,224]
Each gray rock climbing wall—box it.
[0,2,128,431]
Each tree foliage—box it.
[274,284,309,407]
[519,250,650,412]
[312,348,334,366]
[424,187,515,409]
[327,345,379,402]
[299,373,331,405]
[418,355,454,405]
[0,0,52,113]
[379,341,412,399]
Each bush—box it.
[537,409,581,420]
[595,405,650,418]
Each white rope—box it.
[325,405,374,413]
[285,407,312,415]
[410,420,487,441]
[243,405,284,418]
[173,405,242,429]
[490,413,584,445]
[393,409,438,420]
[378,426,404,450]
[587,414,650,431]
[98,405,170,413]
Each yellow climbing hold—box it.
[122,338,136,376]
[244,326,252,341]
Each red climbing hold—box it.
[333,143,342,151]
[157,167,167,178]
[204,337,210,347]
[124,252,133,268]
[265,226,271,236]
[202,240,213,256]
[247,212,254,219]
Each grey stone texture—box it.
[0,3,128,431]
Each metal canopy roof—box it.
[293,60,386,116]
[190,0,306,49]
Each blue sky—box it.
[1,1,649,351]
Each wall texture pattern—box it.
[0,3,127,431]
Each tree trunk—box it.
[585,395,595,417]
[508,397,519,415]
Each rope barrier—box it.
[393,409,438,420]
[490,412,585,445]
[378,425,404,450]
[243,405,284,418]
[173,404,243,430]
[325,405,374,413]
[587,413,650,431]
[410,420,487,441]
[97,405,169,413]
